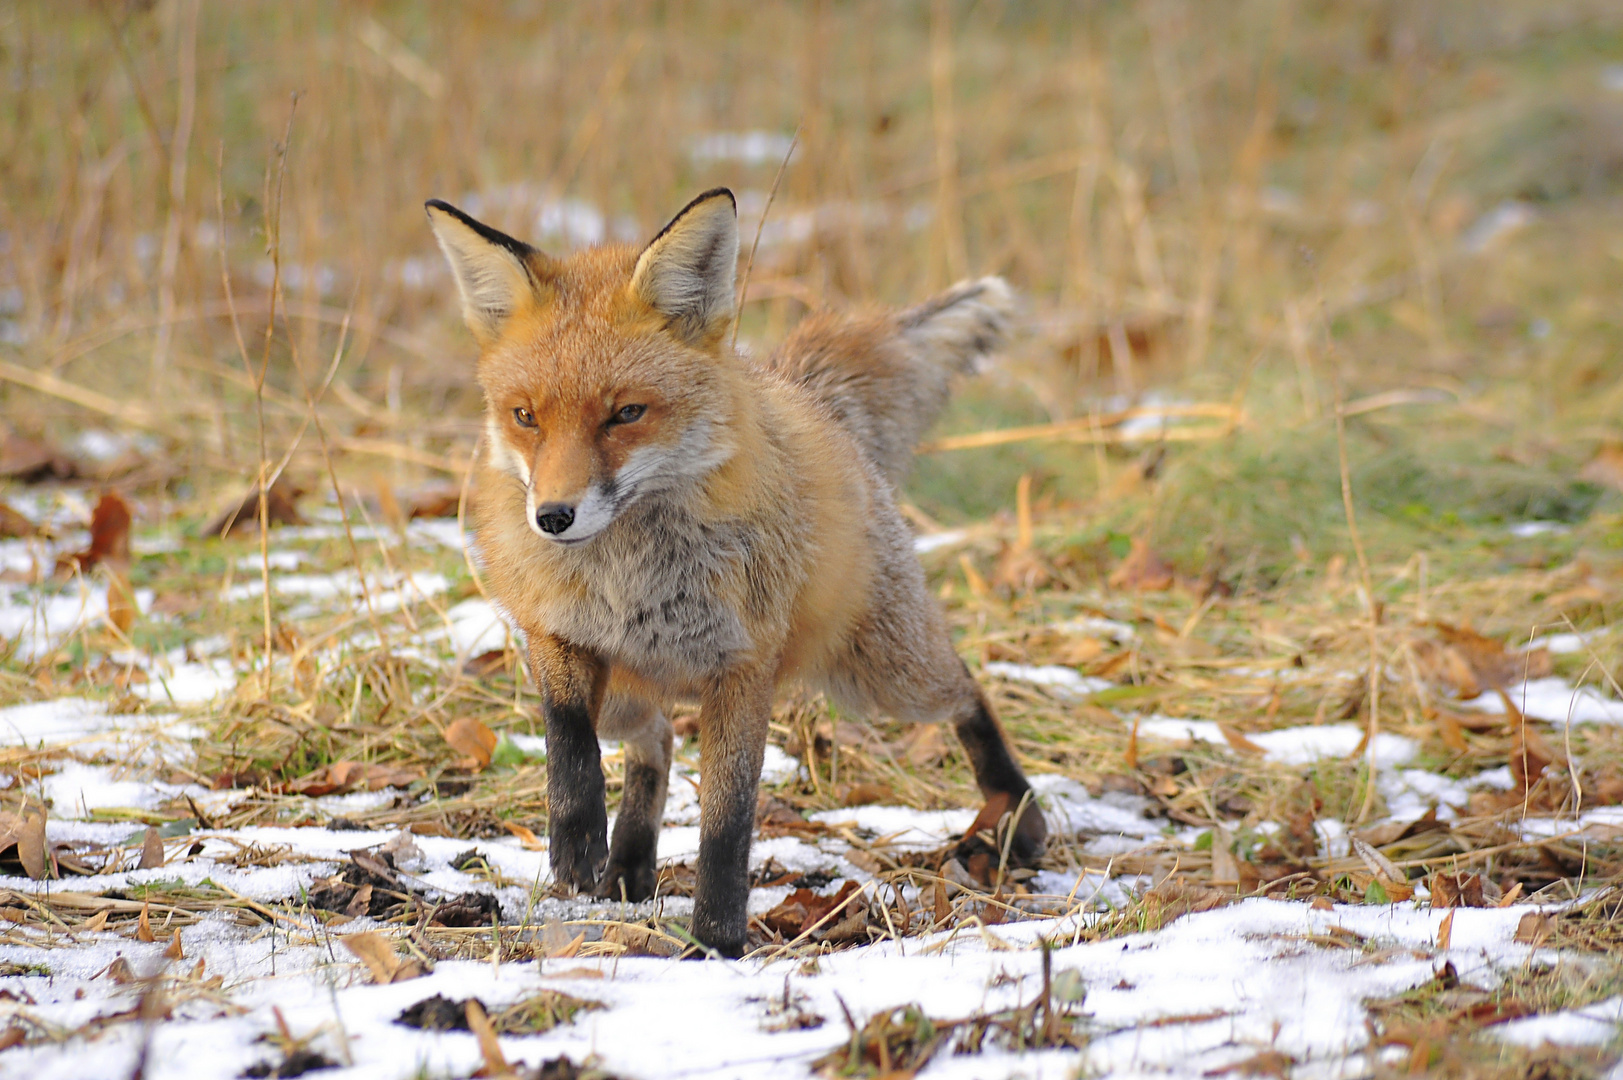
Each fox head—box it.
[426,189,741,545]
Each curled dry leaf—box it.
[343,932,427,983]
[445,716,498,770]
[0,812,49,880]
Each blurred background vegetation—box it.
[4,0,1623,587]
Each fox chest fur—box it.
[472,429,820,691]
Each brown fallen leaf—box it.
[1436,909,1454,950]
[1428,623,1552,694]
[205,475,307,538]
[465,999,510,1075]
[102,956,137,983]
[1109,536,1176,592]
[461,649,511,680]
[0,501,37,539]
[445,716,498,770]
[3,813,49,881]
[56,491,133,576]
[548,930,586,960]
[504,822,546,851]
[838,782,894,807]
[139,826,164,870]
[288,760,424,797]
[343,932,426,983]
[344,884,374,919]
[136,902,155,943]
[164,929,185,961]
[1429,872,1487,909]
[761,880,863,940]
[1513,912,1554,947]
[83,909,109,933]
[1217,723,1266,756]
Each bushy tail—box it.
[765,276,1014,485]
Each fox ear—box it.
[629,188,738,345]
[425,199,547,345]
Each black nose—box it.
[535,503,575,535]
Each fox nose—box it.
[535,503,576,535]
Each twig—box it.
[1334,376,1381,823]
[731,123,801,351]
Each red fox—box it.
[426,188,1045,956]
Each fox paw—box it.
[593,856,657,903]
[548,829,608,893]
[950,792,1047,885]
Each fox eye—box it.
[610,404,646,425]
[513,407,537,428]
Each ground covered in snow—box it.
[1,496,1622,1080]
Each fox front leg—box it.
[690,668,773,958]
[529,635,609,891]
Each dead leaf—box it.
[0,502,37,538]
[136,902,155,943]
[465,999,509,1075]
[1513,912,1554,947]
[11,814,47,880]
[761,880,863,940]
[504,822,546,851]
[1429,872,1486,909]
[445,716,497,770]
[1217,723,1266,756]
[102,956,136,983]
[56,491,132,576]
[139,826,164,869]
[205,475,307,537]
[1430,623,1552,692]
[343,932,425,983]
[1436,910,1454,950]
[343,885,374,919]
[837,782,894,807]
[548,930,586,960]
[288,760,424,797]
[1109,536,1175,592]
[1351,838,1402,881]
[164,929,184,961]
[461,649,511,680]
[83,909,108,933]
